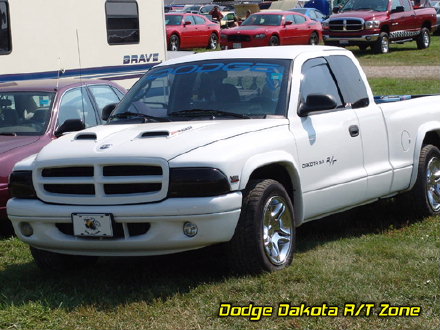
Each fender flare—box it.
[409,121,440,189]
[239,150,305,226]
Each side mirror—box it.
[54,119,85,137]
[184,21,192,26]
[285,20,293,26]
[298,94,337,116]
[332,7,340,14]
[391,6,404,13]
[102,103,117,121]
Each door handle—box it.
[349,125,359,137]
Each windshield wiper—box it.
[108,111,169,122]
[0,132,17,136]
[169,109,250,119]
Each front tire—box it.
[407,145,440,216]
[226,179,295,274]
[269,35,280,46]
[30,246,98,271]
[168,34,180,51]
[373,32,389,54]
[416,27,430,49]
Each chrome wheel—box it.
[169,35,180,51]
[262,196,293,265]
[426,157,440,211]
[209,33,218,49]
[381,35,389,53]
[422,30,430,48]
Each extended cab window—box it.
[0,0,11,54]
[300,58,343,110]
[327,55,369,108]
[106,0,139,45]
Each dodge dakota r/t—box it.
[7,46,440,273]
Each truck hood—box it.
[331,11,387,21]
[0,136,40,155]
[34,120,288,164]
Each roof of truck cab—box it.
[160,45,346,66]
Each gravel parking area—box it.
[362,65,440,78]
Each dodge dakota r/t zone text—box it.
[7,46,440,274]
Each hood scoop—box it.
[141,131,170,138]
[75,133,97,140]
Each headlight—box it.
[255,33,267,39]
[9,171,37,199]
[168,167,230,197]
[365,20,380,29]
[322,20,329,28]
[221,34,228,39]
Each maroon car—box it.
[220,11,322,49]
[165,13,221,50]
[0,79,126,235]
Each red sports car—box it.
[220,11,322,49]
[165,13,221,51]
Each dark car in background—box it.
[165,13,221,50]
[0,79,126,234]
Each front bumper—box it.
[0,183,9,221]
[323,33,380,43]
[220,37,269,49]
[7,192,242,256]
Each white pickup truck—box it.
[7,46,440,274]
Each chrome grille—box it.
[35,159,169,205]
[329,18,364,31]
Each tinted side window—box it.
[401,0,412,11]
[300,58,343,109]
[285,14,295,24]
[293,14,307,24]
[88,85,123,118]
[106,0,139,45]
[391,0,401,10]
[0,1,11,54]
[58,88,98,128]
[326,55,369,108]
[185,15,196,25]
[193,15,205,25]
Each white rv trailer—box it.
[0,0,166,88]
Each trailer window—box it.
[106,0,139,45]
[0,1,11,54]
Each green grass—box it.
[0,203,439,329]
[349,35,440,66]
[369,78,440,95]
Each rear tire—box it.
[207,33,219,50]
[168,34,180,51]
[226,179,295,274]
[373,32,389,54]
[416,27,430,49]
[269,35,280,46]
[400,144,440,217]
[30,246,98,272]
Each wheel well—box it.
[423,131,440,149]
[380,25,390,34]
[422,21,432,30]
[248,164,294,202]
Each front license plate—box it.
[72,213,113,237]
[339,40,349,45]
[233,42,242,49]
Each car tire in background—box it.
[226,179,295,274]
[309,32,319,45]
[169,34,180,51]
[207,33,219,50]
[416,27,430,49]
[269,35,280,46]
[373,32,389,54]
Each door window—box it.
[88,85,123,118]
[58,88,98,128]
[193,15,206,25]
[293,14,307,24]
[300,57,343,110]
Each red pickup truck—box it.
[322,0,437,53]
